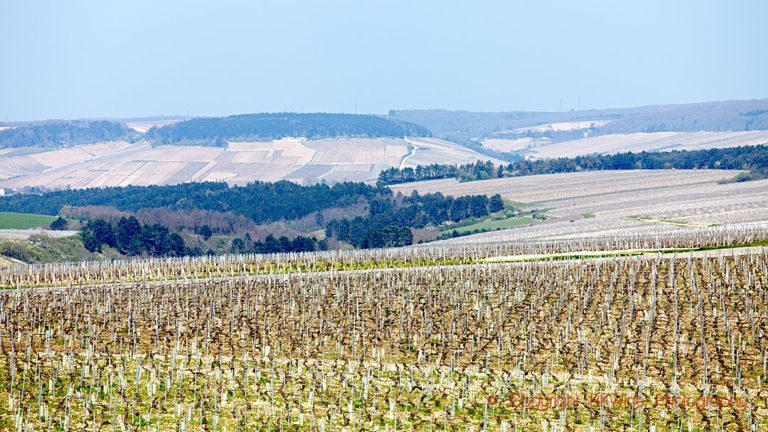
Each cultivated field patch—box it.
[0,212,55,229]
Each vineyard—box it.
[4,0,766,429]
[0,232,767,432]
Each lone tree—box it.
[489,194,504,213]
[49,217,68,231]
[199,224,213,240]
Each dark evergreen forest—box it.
[0,181,389,224]
[325,193,499,248]
[0,180,499,251]
[80,217,187,257]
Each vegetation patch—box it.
[0,233,108,264]
[718,171,765,183]
[437,207,536,239]
[623,215,719,227]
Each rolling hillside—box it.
[482,130,768,159]
[3,102,768,191]
[391,100,768,159]
[390,99,768,138]
[0,137,505,189]
[0,113,506,189]
[395,169,768,254]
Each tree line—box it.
[0,181,391,225]
[82,216,329,257]
[229,233,327,254]
[62,206,261,235]
[146,113,431,146]
[378,145,768,184]
[0,121,132,148]
[81,217,187,257]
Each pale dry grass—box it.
[77,140,133,155]
[125,119,183,133]
[403,137,507,168]
[481,137,537,153]
[0,228,78,241]
[229,151,270,163]
[0,157,46,179]
[505,120,609,134]
[29,147,100,168]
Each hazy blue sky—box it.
[1,0,766,121]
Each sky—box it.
[1,0,767,121]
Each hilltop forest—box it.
[146,113,431,146]
[0,113,431,149]
[0,121,133,148]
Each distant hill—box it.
[146,113,431,146]
[0,136,501,189]
[389,99,768,139]
[0,113,431,149]
[0,120,133,148]
[2,102,768,190]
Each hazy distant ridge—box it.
[390,99,768,139]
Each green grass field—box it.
[0,211,56,229]
[444,215,535,235]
